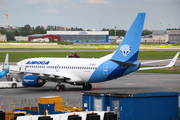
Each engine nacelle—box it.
[22,74,46,87]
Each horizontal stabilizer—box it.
[110,59,136,66]
[139,52,179,70]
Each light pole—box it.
[115,26,117,43]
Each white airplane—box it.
[2,13,180,91]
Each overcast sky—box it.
[0,0,180,31]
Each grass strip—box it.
[0,51,179,62]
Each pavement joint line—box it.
[148,79,171,86]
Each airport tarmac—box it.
[0,72,180,111]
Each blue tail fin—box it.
[0,70,9,79]
[111,13,146,62]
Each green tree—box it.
[35,26,46,34]
[14,29,19,36]
[102,28,127,36]
[19,24,32,36]
[142,30,152,36]
[46,25,55,30]
[6,29,16,41]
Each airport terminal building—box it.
[47,31,109,43]
[141,30,180,43]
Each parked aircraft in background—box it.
[2,13,180,91]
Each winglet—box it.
[166,52,179,67]
[3,54,9,70]
[139,52,180,70]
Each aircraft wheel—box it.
[83,83,92,90]
[88,83,92,90]
[12,83,17,88]
[60,84,65,91]
[55,85,60,91]
[83,84,87,90]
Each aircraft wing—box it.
[31,72,82,82]
[139,52,179,70]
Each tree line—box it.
[0,24,153,41]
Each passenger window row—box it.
[26,65,97,70]
[47,66,97,70]
[26,66,45,68]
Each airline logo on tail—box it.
[120,44,132,57]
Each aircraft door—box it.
[94,99,102,111]
[103,62,108,75]
[56,64,59,72]
[113,100,120,120]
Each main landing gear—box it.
[83,83,92,90]
[55,83,65,91]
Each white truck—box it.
[0,77,24,88]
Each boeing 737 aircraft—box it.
[1,13,180,91]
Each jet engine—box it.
[22,74,46,87]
